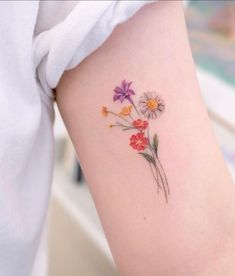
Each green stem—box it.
[110,121,139,131]
[146,127,168,203]
[129,114,134,121]
[154,162,168,203]
[156,156,170,195]
[108,111,132,126]
[131,101,141,118]
[146,153,162,192]
[111,124,135,131]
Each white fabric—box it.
[0,1,153,276]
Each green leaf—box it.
[152,134,159,155]
[138,152,156,165]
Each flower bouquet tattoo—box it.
[101,80,169,203]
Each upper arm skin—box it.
[56,2,235,276]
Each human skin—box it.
[56,2,235,275]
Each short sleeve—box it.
[33,1,154,99]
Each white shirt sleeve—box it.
[33,1,154,98]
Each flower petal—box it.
[121,80,127,89]
[126,81,132,90]
[113,94,120,101]
[114,87,122,94]
[127,89,135,95]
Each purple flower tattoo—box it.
[113,80,135,104]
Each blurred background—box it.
[32,1,235,276]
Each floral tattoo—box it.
[101,80,169,203]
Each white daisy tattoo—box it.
[139,92,165,119]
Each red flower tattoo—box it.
[133,119,148,131]
[101,80,169,203]
[129,133,148,151]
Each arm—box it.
[56,2,235,275]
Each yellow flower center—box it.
[147,99,158,110]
